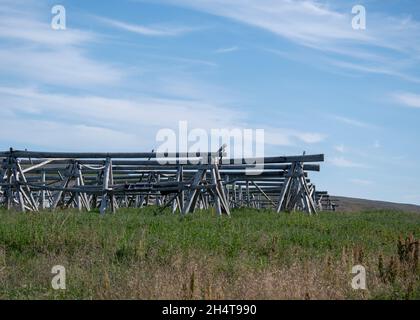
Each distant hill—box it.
[330,196,420,213]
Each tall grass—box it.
[0,208,418,299]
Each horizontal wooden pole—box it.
[0,150,223,159]
[2,150,323,164]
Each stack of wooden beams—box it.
[0,148,331,215]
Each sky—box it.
[0,0,419,204]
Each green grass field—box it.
[0,208,419,299]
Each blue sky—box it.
[0,0,419,204]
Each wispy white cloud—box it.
[392,92,420,109]
[334,144,345,153]
[159,0,420,82]
[0,120,140,151]
[294,131,326,144]
[0,3,124,88]
[97,16,198,36]
[215,46,239,53]
[329,157,367,168]
[0,1,324,151]
[350,178,373,186]
[0,85,327,150]
[264,128,327,146]
[0,86,242,130]
[0,15,95,46]
[0,85,243,151]
[329,115,372,128]
[160,0,368,45]
[327,59,420,83]
[0,47,123,87]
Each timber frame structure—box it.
[0,148,334,215]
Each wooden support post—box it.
[41,170,46,210]
[251,181,276,208]
[212,162,230,215]
[182,168,207,214]
[100,158,111,215]
[16,162,38,211]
